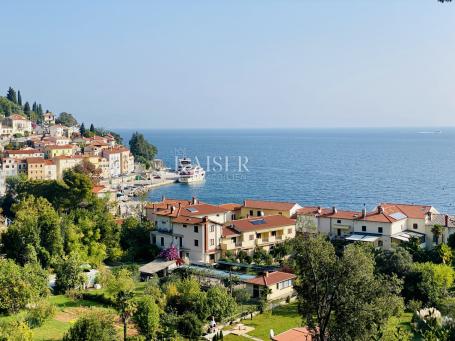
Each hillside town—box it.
[1,87,455,340]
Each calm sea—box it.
[118,128,455,213]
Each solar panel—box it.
[390,212,407,220]
[187,207,198,213]
[250,219,266,225]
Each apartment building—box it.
[297,203,439,250]
[45,144,77,158]
[241,200,302,218]
[220,215,296,255]
[52,155,83,178]
[4,149,44,159]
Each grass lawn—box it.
[225,303,302,341]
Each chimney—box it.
[362,207,366,218]
[378,205,384,214]
[170,206,176,213]
[445,214,449,227]
[162,195,166,202]
[332,206,337,214]
[192,196,198,205]
[317,206,322,215]
[203,215,208,222]
[264,271,269,277]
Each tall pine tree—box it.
[23,102,31,118]
[89,123,95,132]
[80,123,86,136]
[32,102,37,112]
[6,87,17,104]
[37,104,43,116]
[17,91,22,106]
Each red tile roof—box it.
[5,149,42,155]
[245,271,296,286]
[219,203,242,211]
[26,157,46,164]
[243,200,299,211]
[222,226,240,237]
[272,327,315,341]
[380,203,434,219]
[180,204,229,216]
[229,215,295,232]
[92,185,106,193]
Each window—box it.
[288,228,292,234]
[271,231,276,237]
[249,234,254,240]
[362,226,366,232]
[161,221,166,224]
[378,227,383,233]
[276,280,292,290]
[194,225,199,233]
[179,237,183,248]
[413,223,418,229]
[378,240,383,247]
[279,212,283,215]
[160,237,164,246]
[337,219,341,224]
[257,211,261,217]
[249,210,253,216]
[183,224,187,228]
[256,233,261,239]
[210,225,215,232]
[194,239,199,246]
[210,239,215,246]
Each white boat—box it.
[177,158,205,183]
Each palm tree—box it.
[431,224,444,246]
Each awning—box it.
[392,230,425,243]
[346,234,380,242]
[139,259,177,275]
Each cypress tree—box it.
[80,123,86,136]
[23,102,31,117]
[37,104,43,116]
[32,102,37,112]
[17,91,22,106]
[6,87,17,104]
[89,123,95,132]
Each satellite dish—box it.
[269,329,275,339]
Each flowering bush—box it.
[159,246,179,261]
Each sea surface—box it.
[118,128,455,213]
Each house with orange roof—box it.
[2,114,32,136]
[147,197,234,263]
[241,199,301,218]
[244,271,296,301]
[271,327,315,341]
[220,215,296,255]
[45,144,77,158]
[297,203,439,250]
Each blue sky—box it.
[1,1,454,129]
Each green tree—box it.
[56,112,78,126]
[37,104,43,116]
[405,262,454,306]
[206,286,237,321]
[434,243,453,265]
[0,259,48,314]
[1,195,64,267]
[116,291,136,341]
[120,217,158,262]
[54,255,86,294]
[133,296,160,340]
[292,235,403,340]
[62,309,117,341]
[23,101,31,118]
[17,90,22,106]
[129,132,157,167]
[375,247,413,278]
[6,87,17,103]
[80,122,86,136]
[432,224,444,245]
[0,97,23,116]
[90,123,95,132]
[177,312,203,339]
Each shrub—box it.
[407,299,422,313]
[177,312,203,339]
[62,309,117,341]
[25,299,56,328]
[133,296,160,340]
[0,320,33,341]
